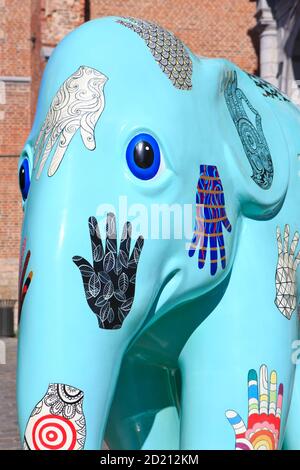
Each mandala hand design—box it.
[73,213,144,329]
[24,383,86,450]
[189,165,232,276]
[275,224,300,319]
[226,365,283,450]
[223,70,273,190]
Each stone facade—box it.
[0,0,259,306]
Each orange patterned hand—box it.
[189,165,232,276]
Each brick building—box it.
[0,0,262,317]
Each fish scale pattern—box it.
[117,17,193,90]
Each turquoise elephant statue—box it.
[17,16,300,450]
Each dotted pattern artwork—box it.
[116,17,193,90]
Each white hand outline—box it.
[34,66,107,179]
[275,224,300,319]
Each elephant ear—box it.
[219,64,291,220]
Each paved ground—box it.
[0,338,21,450]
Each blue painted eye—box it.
[19,159,30,201]
[126,133,161,180]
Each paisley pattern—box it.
[226,365,283,450]
[117,17,193,90]
[73,213,144,329]
[189,165,232,276]
[224,70,274,190]
[34,65,108,179]
[24,383,86,450]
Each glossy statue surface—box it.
[17,16,300,450]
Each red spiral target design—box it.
[32,414,77,450]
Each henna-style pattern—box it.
[189,165,232,276]
[247,73,290,103]
[73,213,144,329]
[24,383,86,450]
[226,365,283,450]
[34,66,108,179]
[224,70,274,190]
[275,224,300,319]
[18,237,33,320]
[116,17,192,90]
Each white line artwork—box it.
[275,224,300,320]
[34,65,108,179]
[23,383,86,450]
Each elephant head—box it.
[17,17,291,449]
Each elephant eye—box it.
[126,133,161,180]
[19,158,31,201]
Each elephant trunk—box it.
[17,210,148,450]
[17,270,137,449]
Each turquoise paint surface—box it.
[17,17,300,449]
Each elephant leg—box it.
[179,321,237,450]
[105,351,180,450]
[178,307,295,450]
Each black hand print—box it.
[73,213,144,329]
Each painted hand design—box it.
[34,66,107,179]
[247,73,289,103]
[24,383,86,450]
[223,70,273,189]
[18,237,33,320]
[73,213,144,329]
[275,224,300,319]
[226,365,283,450]
[189,165,232,276]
